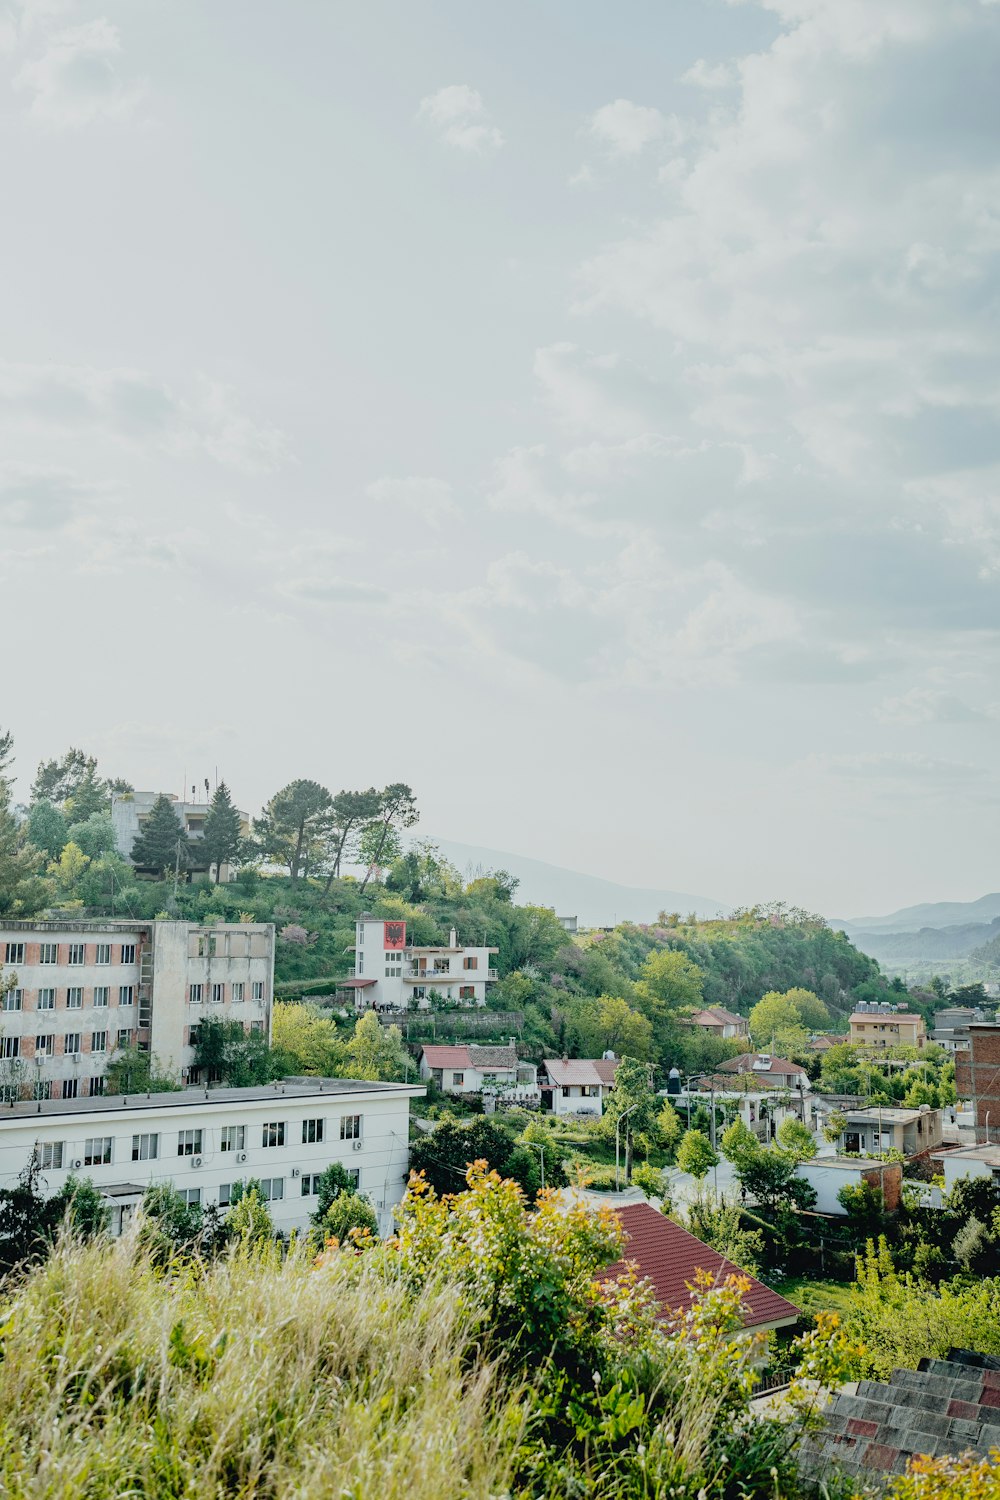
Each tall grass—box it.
[0,1231,520,1499]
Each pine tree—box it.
[130,794,188,876]
[201,782,243,884]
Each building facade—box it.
[0,919,274,1098]
[541,1057,618,1116]
[955,1022,1000,1142]
[793,1157,903,1215]
[0,1078,421,1237]
[715,1053,811,1090]
[112,791,251,881]
[848,1002,925,1050]
[418,1043,539,1103]
[686,1007,749,1041]
[834,1104,943,1159]
[344,917,498,1011]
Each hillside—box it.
[845,917,1000,965]
[838,892,1000,935]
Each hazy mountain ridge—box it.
[838,892,1000,935]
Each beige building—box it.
[834,1104,943,1160]
[0,919,274,1100]
[848,1001,925,1050]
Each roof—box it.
[841,1106,937,1124]
[797,1156,900,1172]
[544,1058,618,1087]
[603,1203,798,1331]
[849,1010,922,1025]
[338,977,377,989]
[420,1044,519,1071]
[800,1349,1000,1481]
[717,1054,805,1078]
[689,1007,746,1028]
[934,1144,1000,1166]
[0,1078,423,1121]
[421,1045,471,1068]
[809,1034,848,1050]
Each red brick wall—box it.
[957,1026,1000,1141]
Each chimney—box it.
[450,927,457,948]
[562,1053,568,1064]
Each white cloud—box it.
[366,475,458,526]
[417,84,503,153]
[14,17,144,127]
[588,98,667,157]
[0,362,287,473]
[682,58,736,90]
[875,687,985,725]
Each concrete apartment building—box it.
[955,1022,1000,1142]
[0,919,274,1099]
[834,1104,943,1160]
[0,1078,421,1237]
[343,917,498,1011]
[112,791,251,882]
[848,1001,925,1050]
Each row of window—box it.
[3,1029,132,1058]
[36,1116,364,1168]
[188,982,265,1004]
[3,1077,107,1103]
[2,987,134,1011]
[171,1173,360,1207]
[4,942,137,966]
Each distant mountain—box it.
[843,917,1000,965]
[423,837,727,928]
[836,893,1000,936]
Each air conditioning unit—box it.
[291,1167,301,1178]
[72,1159,82,1170]
[352,1140,364,1152]
[191,1156,203,1168]
[236,1152,247,1163]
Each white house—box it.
[931,1143,1000,1192]
[542,1057,618,1116]
[0,1078,423,1238]
[0,918,274,1097]
[418,1044,539,1103]
[686,1007,749,1041]
[343,917,498,1012]
[834,1104,944,1160]
[793,1157,903,1215]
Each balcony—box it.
[487,969,498,981]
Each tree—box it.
[25,800,68,861]
[720,1117,760,1173]
[567,995,652,1061]
[675,1129,719,1182]
[200,781,244,882]
[65,813,117,862]
[253,779,334,882]
[776,1116,818,1160]
[321,788,381,888]
[358,821,402,878]
[192,1017,278,1086]
[657,1098,683,1159]
[49,1175,111,1239]
[634,949,704,1022]
[358,783,419,894]
[748,990,813,1056]
[30,748,128,817]
[682,1196,765,1277]
[408,1118,516,1196]
[105,1047,180,1095]
[344,1011,408,1081]
[318,1191,379,1243]
[602,1057,657,1180]
[226,1187,274,1244]
[0,780,48,917]
[271,1002,344,1076]
[731,1146,816,1214]
[0,726,13,786]
[130,793,189,877]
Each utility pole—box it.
[173,838,183,900]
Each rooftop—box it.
[0,1078,423,1122]
[420,1044,518,1070]
[841,1106,938,1124]
[934,1143,1000,1166]
[603,1203,799,1331]
[543,1058,619,1087]
[798,1156,901,1171]
[717,1054,805,1077]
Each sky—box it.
[2,0,1000,919]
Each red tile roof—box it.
[718,1053,805,1078]
[544,1058,618,1088]
[689,1007,747,1028]
[603,1202,799,1330]
[420,1045,471,1069]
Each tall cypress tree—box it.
[201,781,243,883]
[130,795,189,876]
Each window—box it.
[64,1033,81,1055]
[177,1129,203,1156]
[37,988,55,1011]
[3,988,22,1011]
[93,987,109,1008]
[232,982,245,1002]
[357,925,364,944]
[119,986,134,1006]
[38,1141,63,1170]
[67,987,82,1009]
[88,1077,105,1098]
[95,944,111,965]
[1,1037,20,1058]
[459,986,475,1001]
[211,982,224,1005]
[357,953,364,975]
[218,1183,233,1207]
[179,1188,201,1207]
[301,1173,323,1196]
[68,944,85,966]
[120,944,136,965]
[463,956,479,970]
[451,1071,465,1087]
[35,1034,54,1056]
[189,984,203,1005]
[91,1031,108,1053]
[340,1114,362,1141]
[5,942,24,965]
[262,1121,285,1148]
[252,981,264,1000]
[258,1177,283,1202]
[39,943,57,965]
[83,1137,112,1166]
[250,1020,264,1034]
[33,1080,51,1101]
[220,1125,245,1152]
[302,1118,325,1144]
[62,1079,79,1100]
[117,1028,131,1049]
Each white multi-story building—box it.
[0,1078,422,1237]
[344,916,498,1012]
[111,790,251,881]
[0,919,274,1099]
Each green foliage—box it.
[681,1194,765,1277]
[776,1116,818,1160]
[656,1098,682,1159]
[748,989,821,1056]
[25,799,68,860]
[0,778,48,917]
[105,1047,181,1095]
[253,779,335,882]
[200,781,244,882]
[191,1017,278,1086]
[634,947,704,1024]
[130,793,189,876]
[225,1187,274,1244]
[49,1175,112,1239]
[675,1128,718,1181]
[566,994,653,1060]
[836,1180,889,1237]
[601,1056,658,1179]
[317,1191,379,1243]
[271,1001,344,1074]
[0,1156,108,1271]
[345,1010,409,1081]
[408,1117,518,1196]
[630,1161,665,1199]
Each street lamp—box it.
[526,1139,546,1192]
[615,1104,639,1192]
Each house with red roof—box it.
[716,1053,810,1090]
[418,1044,539,1103]
[542,1056,618,1116]
[603,1202,799,1335]
[685,1006,749,1041]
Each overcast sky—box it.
[3,0,999,918]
